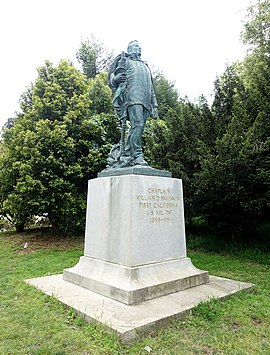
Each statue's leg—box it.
[125,105,149,165]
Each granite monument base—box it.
[63,173,209,304]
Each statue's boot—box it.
[133,156,148,166]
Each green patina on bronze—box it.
[107,41,158,169]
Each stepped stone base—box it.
[63,256,209,305]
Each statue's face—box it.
[128,41,141,57]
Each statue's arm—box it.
[111,73,127,87]
[146,63,158,117]
[151,89,158,108]
[151,82,158,118]
[108,53,127,89]
[110,73,118,89]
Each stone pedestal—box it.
[63,173,209,304]
[26,170,253,342]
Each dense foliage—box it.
[194,0,270,238]
[146,0,270,240]
[76,36,113,79]
[0,60,119,234]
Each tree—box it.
[193,0,270,239]
[211,65,247,139]
[241,0,270,54]
[144,72,180,170]
[0,140,32,232]
[76,35,113,79]
[152,72,179,117]
[0,60,119,234]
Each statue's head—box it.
[127,40,141,58]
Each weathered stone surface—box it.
[82,175,187,266]
[63,174,209,305]
[63,257,209,305]
[26,274,254,343]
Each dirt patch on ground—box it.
[231,322,241,331]
[1,228,84,254]
[251,316,264,327]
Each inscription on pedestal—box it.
[84,175,187,265]
[137,187,180,223]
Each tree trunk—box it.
[15,223,25,233]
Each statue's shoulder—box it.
[108,53,129,80]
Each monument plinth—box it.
[63,174,209,305]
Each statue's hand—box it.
[114,73,127,85]
[152,107,158,119]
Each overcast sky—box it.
[0,0,251,129]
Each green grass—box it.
[0,229,269,354]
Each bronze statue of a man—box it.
[107,40,158,168]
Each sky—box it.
[0,0,252,129]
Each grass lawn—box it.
[0,229,269,354]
